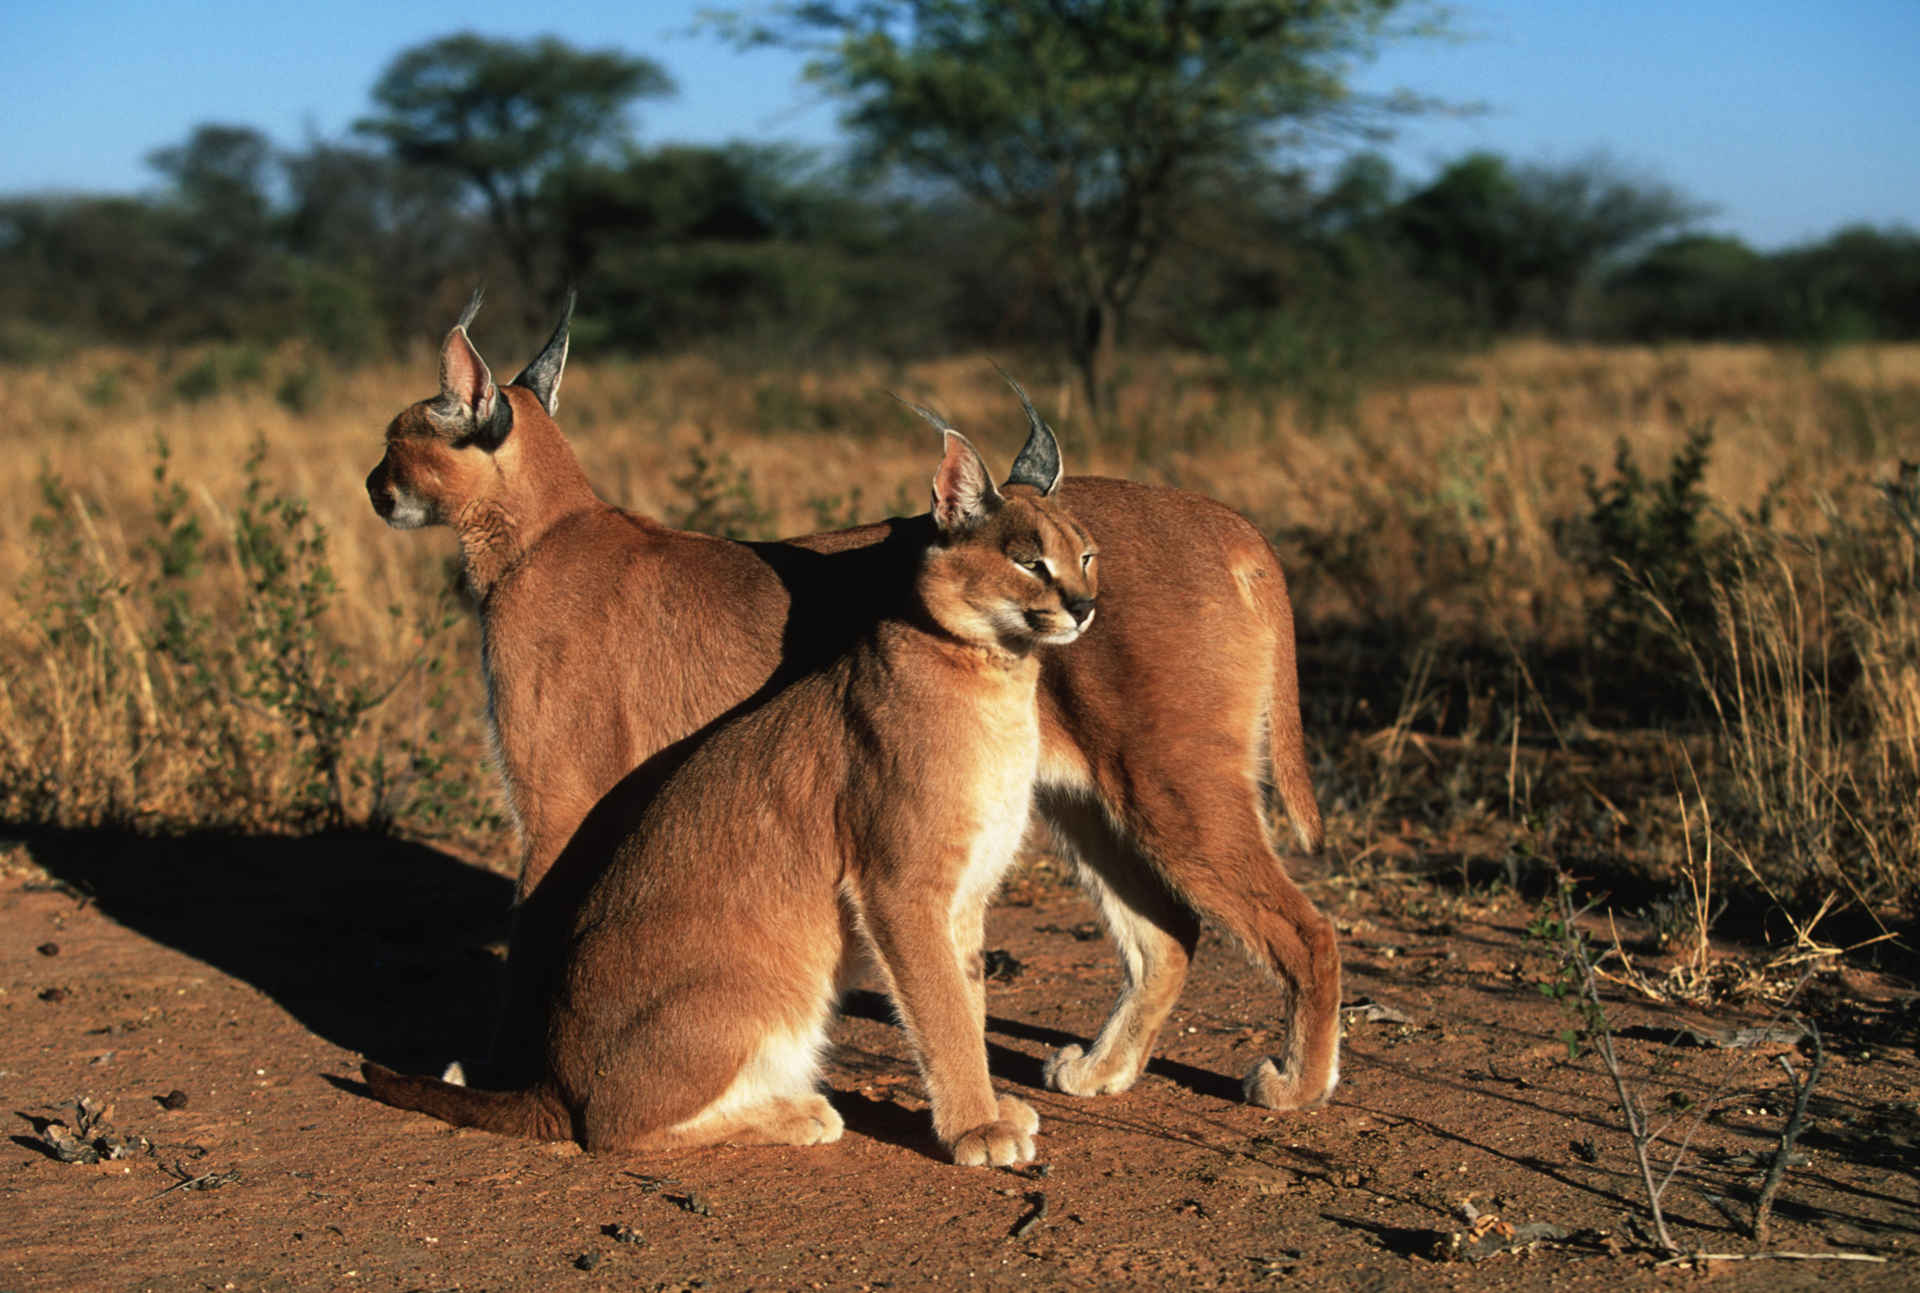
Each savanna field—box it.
[7,337,1916,907]
[3,338,1918,1286]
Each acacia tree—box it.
[146,124,281,335]
[355,32,673,301]
[1391,152,1707,334]
[721,0,1447,410]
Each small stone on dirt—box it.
[602,1223,643,1245]
[1432,1219,1571,1262]
[38,987,68,1003]
[157,1089,190,1110]
[39,1122,100,1164]
[1342,999,1414,1026]
[574,1251,603,1271]
[982,948,1023,981]
[36,941,59,956]
[1217,1161,1292,1195]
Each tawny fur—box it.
[365,300,1339,1110]
[365,431,1093,1164]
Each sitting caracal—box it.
[365,426,1095,1163]
[366,296,1339,1110]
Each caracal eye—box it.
[1081,551,1095,571]
[1015,556,1048,578]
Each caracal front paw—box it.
[947,1095,1040,1166]
[1043,1042,1141,1097]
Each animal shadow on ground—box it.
[7,825,513,1072]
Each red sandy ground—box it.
[1,832,1914,1291]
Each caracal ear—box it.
[931,429,1002,533]
[511,289,574,417]
[1000,367,1064,496]
[439,288,499,431]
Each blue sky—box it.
[8,1,1915,249]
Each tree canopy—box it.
[718,0,1450,407]
[355,33,674,300]
[1391,152,1706,333]
[5,22,1914,371]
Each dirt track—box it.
[2,832,1915,1291]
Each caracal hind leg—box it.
[1039,789,1200,1098]
[584,1093,844,1154]
[863,891,1038,1166]
[1132,791,1341,1111]
[650,1093,844,1150]
[576,1006,840,1154]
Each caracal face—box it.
[365,399,497,531]
[913,403,1099,656]
[365,288,571,536]
[922,490,1099,654]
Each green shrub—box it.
[1556,425,1731,702]
[4,436,494,841]
[667,429,773,540]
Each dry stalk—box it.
[1752,1021,1826,1245]
[1548,879,1840,1260]
[1714,833,1894,973]
[1672,774,1714,991]
[1360,640,1438,828]
[1552,880,1681,1254]
[66,489,160,734]
[1501,631,1629,827]
[0,671,25,768]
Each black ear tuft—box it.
[998,366,1064,495]
[454,285,485,334]
[512,290,575,416]
[889,391,956,435]
[463,395,515,452]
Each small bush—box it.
[2,436,493,841]
[82,368,124,409]
[170,345,266,404]
[1554,425,1738,713]
[1638,469,1920,906]
[667,429,774,540]
[274,365,326,415]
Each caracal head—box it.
[365,290,574,531]
[914,380,1099,655]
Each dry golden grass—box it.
[3,337,1916,900]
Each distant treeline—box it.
[4,118,1915,374]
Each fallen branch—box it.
[1656,1251,1886,1267]
[152,1162,240,1198]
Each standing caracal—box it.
[366,295,1340,1109]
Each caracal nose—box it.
[1066,596,1096,625]
[366,465,393,516]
